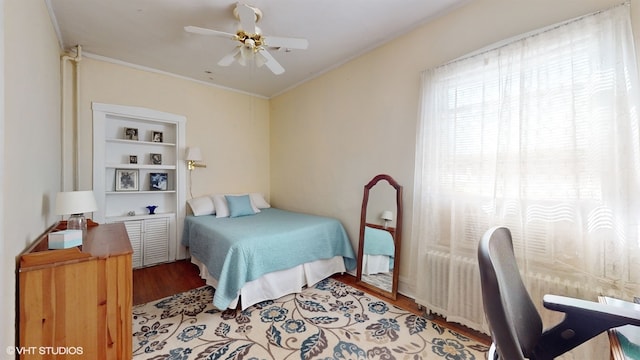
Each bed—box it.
[182,198,356,310]
[362,225,395,275]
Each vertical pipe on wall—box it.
[74,46,82,189]
[60,45,82,190]
[60,53,67,189]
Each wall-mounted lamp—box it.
[55,190,98,240]
[186,147,207,171]
[381,210,394,229]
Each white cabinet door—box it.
[124,221,143,268]
[123,217,169,268]
[143,217,170,266]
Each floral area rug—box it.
[132,278,488,359]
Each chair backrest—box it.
[478,227,543,359]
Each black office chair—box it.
[478,226,640,360]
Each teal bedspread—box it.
[363,226,395,269]
[182,208,356,309]
[363,226,394,256]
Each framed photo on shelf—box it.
[129,155,138,164]
[152,131,163,143]
[150,153,162,165]
[124,127,139,140]
[150,172,168,191]
[115,169,139,191]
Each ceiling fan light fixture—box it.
[243,38,256,49]
[240,45,253,62]
[235,51,247,66]
[255,51,267,68]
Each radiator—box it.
[526,272,603,301]
[420,250,611,332]
[422,250,450,311]
[420,251,612,359]
[421,251,485,330]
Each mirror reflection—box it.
[361,224,395,291]
[356,174,402,300]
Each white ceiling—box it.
[47,0,470,98]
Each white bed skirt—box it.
[362,254,391,275]
[191,255,346,310]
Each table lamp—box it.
[381,210,393,229]
[55,190,98,238]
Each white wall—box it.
[0,0,6,352]
[3,0,62,350]
[270,0,640,294]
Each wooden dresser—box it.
[18,223,133,359]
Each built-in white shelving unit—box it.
[92,102,187,268]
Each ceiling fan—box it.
[185,3,308,75]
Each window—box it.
[413,3,640,337]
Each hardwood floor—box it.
[133,259,205,306]
[132,260,490,345]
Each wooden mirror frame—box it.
[356,174,403,300]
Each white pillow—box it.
[213,193,260,218]
[250,193,271,209]
[212,194,230,218]
[187,196,215,216]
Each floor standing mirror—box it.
[356,174,403,300]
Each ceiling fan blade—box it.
[235,4,256,34]
[263,36,308,50]
[217,47,241,67]
[257,49,284,75]
[184,26,235,39]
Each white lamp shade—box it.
[185,147,203,161]
[381,210,394,221]
[55,190,98,215]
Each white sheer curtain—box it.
[413,2,640,353]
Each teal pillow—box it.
[225,195,256,218]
